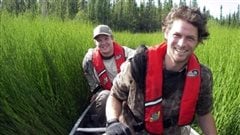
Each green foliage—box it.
[195,21,240,134]
[1,0,240,30]
[0,13,91,134]
[87,0,96,22]
[94,0,110,24]
[68,0,78,19]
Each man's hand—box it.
[106,121,132,135]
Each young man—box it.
[82,24,134,126]
[105,6,217,135]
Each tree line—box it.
[219,5,240,26]
[0,0,239,32]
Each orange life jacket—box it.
[144,42,201,134]
[92,42,125,90]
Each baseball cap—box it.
[93,25,112,39]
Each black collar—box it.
[101,54,114,60]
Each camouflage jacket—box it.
[110,46,213,135]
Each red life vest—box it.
[92,42,126,90]
[144,42,201,134]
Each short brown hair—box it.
[162,6,209,43]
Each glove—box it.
[106,120,132,135]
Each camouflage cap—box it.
[93,25,112,39]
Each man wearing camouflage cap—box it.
[82,24,135,126]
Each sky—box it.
[172,0,240,18]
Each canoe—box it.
[69,101,200,135]
[69,101,106,135]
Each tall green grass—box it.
[0,13,92,134]
[1,13,240,134]
[195,21,240,134]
